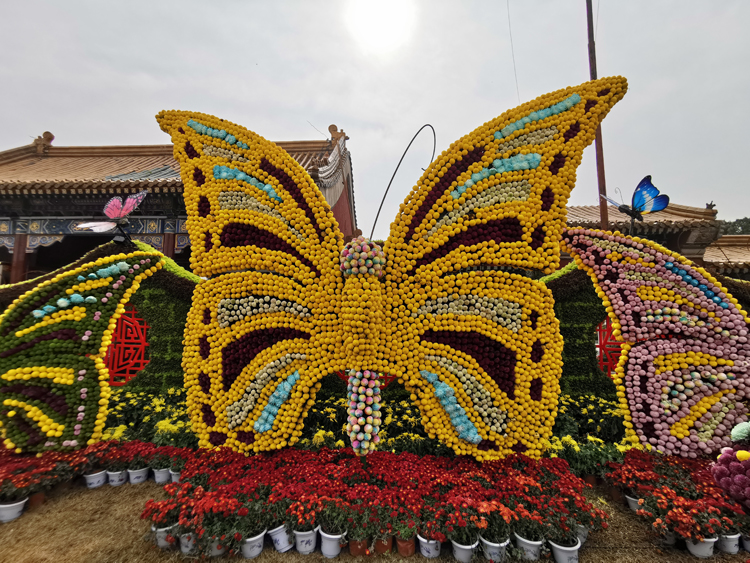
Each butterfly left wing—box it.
[157,111,347,453]
[562,228,750,456]
[0,250,165,452]
[76,222,118,233]
[378,77,628,461]
[632,175,669,214]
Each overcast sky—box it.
[1,1,748,239]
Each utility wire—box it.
[506,0,521,104]
[307,121,328,139]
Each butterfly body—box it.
[159,76,627,460]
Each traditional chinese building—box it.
[703,235,750,281]
[0,126,357,283]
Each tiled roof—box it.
[566,203,718,232]
[704,235,750,272]
[0,140,333,194]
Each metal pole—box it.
[586,0,609,232]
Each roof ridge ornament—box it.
[32,132,54,155]
[328,124,348,144]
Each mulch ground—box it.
[1,481,749,563]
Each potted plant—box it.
[266,496,293,553]
[480,501,516,562]
[636,488,677,546]
[102,446,129,486]
[125,441,152,484]
[286,498,320,555]
[445,503,482,563]
[391,505,421,558]
[317,497,350,559]
[346,502,373,557]
[512,504,545,561]
[657,495,721,558]
[169,454,186,483]
[79,441,113,489]
[149,447,173,484]
[142,495,181,550]
[418,505,447,559]
[223,499,267,559]
[544,511,582,563]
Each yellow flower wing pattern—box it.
[0,251,165,453]
[157,112,346,452]
[380,77,628,460]
[562,228,750,456]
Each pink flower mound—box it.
[712,448,750,508]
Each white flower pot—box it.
[548,538,581,563]
[294,526,319,554]
[169,469,181,483]
[576,525,588,546]
[153,468,170,484]
[320,529,346,559]
[0,498,27,523]
[742,534,750,553]
[417,534,441,558]
[107,470,127,486]
[479,535,510,561]
[128,467,149,484]
[451,539,478,563]
[209,538,226,557]
[241,528,267,559]
[268,524,293,553]
[152,523,177,549]
[624,494,641,512]
[686,537,717,559]
[514,532,542,561]
[718,533,741,554]
[84,470,107,489]
[180,533,196,554]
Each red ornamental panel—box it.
[106,303,150,386]
[596,316,623,378]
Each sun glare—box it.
[343,0,417,57]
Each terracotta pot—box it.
[53,480,73,495]
[397,537,415,557]
[374,536,393,554]
[349,539,369,556]
[27,492,45,512]
[583,474,597,486]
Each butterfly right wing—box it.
[157,111,347,452]
[632,176,669,214]
[119,189,149,217]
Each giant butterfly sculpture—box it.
[156,76,629,461]
[562,229,750,458]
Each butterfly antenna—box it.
[614,187,626,205]
[370,124,436,240]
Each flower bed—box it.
[140,446,607,556]
[607,449,747,543]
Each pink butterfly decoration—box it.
[76,190,149,235]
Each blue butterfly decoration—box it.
[601,175,669,233]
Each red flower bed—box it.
[142,447,608,555]
[606,449,747,541]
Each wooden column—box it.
[10,234,28,283]
[163,233,175,258]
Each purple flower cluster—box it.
[712,447,750,508]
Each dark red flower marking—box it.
[221,327,310,391]
[198,371,211,394]
[202,403,216,426]
[209,432,226,446]
[414,218,523,269]
[193,168,205,186]
[422,330,517,396]
[185,141,199,159]
[530,340,544,363]
[529,378,543,401]
[199,336,210,360]
[203,308,211,325]
[563,122,580,142]
[549,154,566,175]
[198,196,211,218]
[220,223,318,274]
[406,146,485,241]
[236,431,255,444]
[541,187,554,211]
